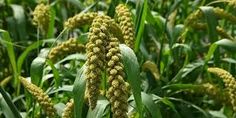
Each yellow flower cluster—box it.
[32,3,50,33]
[115,4,135,49]
[62,99,74,118]
[106,37,128,118]
[208,67,236,111]
[48,38,85,63]
[64,12,98,29]
[20,77,56,117]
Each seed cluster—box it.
[115,4,135,49]
[106,37,128,118]
[64,12,98,29]
[20,77,56,117]
[190,23,233,40]
[213,7,236,24]
[85,15,110,109]
[62,99,74,118]
[32,3,50,33]
[208,67,236,111]
[48,38,85,63]
[200,83,229,104]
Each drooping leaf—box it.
[119,44,143,117]
[30,57,45,86]
[86,98,109,118]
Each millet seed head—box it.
[32,3,50,33]
[20,77,56,117]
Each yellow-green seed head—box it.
[32,3,50,33]
[184,10,203,27]
[62,99,74,118]
[48,38,85,63]
[85,15,111,109]
[115,4,135,49]
[190,23,233,40]
[64,12,98,29]
[20,77,56,117]
[208,67,236,111]
[213,7,236,24]
[106,37,128,118]
[201,83,229,104]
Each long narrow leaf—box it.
[0,86,22,118]
[73,65,86,118]
[120,44,143,117]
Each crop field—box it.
[0,0,236,118]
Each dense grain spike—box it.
[106,37,128,118]
[190,23,234,40]
[208,67,236,111]
[62,99,74,118]
[115,4,135,49]
[20,77,56,117]
[64,12,98,29]
[48,38,85,63]
[32,3,50,34]
[85,15,110,109]
[85,15,125,110]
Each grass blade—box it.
[0,86,22,118]
[120,44,143,117]
[134,0,148,52]
[0,29,18,90]
[73,65,86,118]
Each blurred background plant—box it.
[0,0,236,118]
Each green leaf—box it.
[205,43,217,63]
[135,0,148,52]
[47,7,55,38]
[17,40,43,75]
[56,54,86,64]
[0,94,15,118]
[0,86,22,118]
[141,92,162,118]
[0,29,18,87]
[119,44,143,117]
[162,84,200,91]
[86,98,109,118]
[73,65,86,118]
[215,39,236,51]
[205,39,236,64]
[167,97,209,117]
[107,0,119,17]
[47,60,61,88]
[10,5,27,41]
[160,97,181,118]
[170,61,204,83]
[30,57,45,86]
[199,6,218,42]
